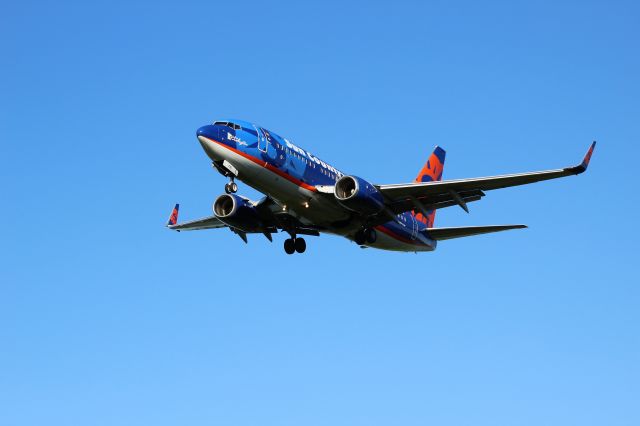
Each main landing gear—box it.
[354,228,377,245]
[224,178,238,194]
[284,237,306,254]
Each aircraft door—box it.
[256,125,268,152]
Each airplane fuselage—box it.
[196,120,436,252]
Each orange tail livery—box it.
[413,146,446,227]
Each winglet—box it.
[167,204,179,226]
[574,141,596,174]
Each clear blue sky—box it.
[2,1,639,425]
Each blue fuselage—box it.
[196,120,436,252]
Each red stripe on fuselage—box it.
[204,137,317,192]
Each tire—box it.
[224,183,231,194]
[229,182,238,193]
[354,230,366,245]
[365,228,377,244]
[284,238,295,254]
[294,238,306,253]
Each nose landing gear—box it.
[212,161,239,194]
[224,179,238,194]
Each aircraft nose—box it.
[196,125,220,159]
[196,124,217,140]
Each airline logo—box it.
[284,139,343,177]
[228,132,247,146]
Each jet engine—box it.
[213,194,263,232]
[334,175,385,215]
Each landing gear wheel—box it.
[354,228,376,245]
[294,237,306,253]
[354,230,366,245]
[365,228,377,244]
[284,238,295,254]
[224,181,238,194]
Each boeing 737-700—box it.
[167,119,595,254]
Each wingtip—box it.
[167,203,180,227]
[569,141,596,174]
[580,141,596,171]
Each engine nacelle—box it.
[334,175,385,215]
[213,193,263,232]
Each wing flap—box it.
[388,189,485,215]
[427,224,527,240]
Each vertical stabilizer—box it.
[413,147,446,227]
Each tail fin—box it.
[413,146,446,227]
[167,203,179,226]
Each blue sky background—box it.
[2,1,639,425]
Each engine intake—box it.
[334,175,385,215]
[213,193,263,232]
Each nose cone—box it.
[196,124,220,160]
[196,124,218,140]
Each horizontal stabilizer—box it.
[427,224,527,240]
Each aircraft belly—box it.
[237,161,349,225]
[209,145,432,250]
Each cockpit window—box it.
[213,121,241,130]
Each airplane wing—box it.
[165,201,319,239]
[166,204,226,231]
[168,215,226,231]
[427,224,527,240]
[377,142,595,211]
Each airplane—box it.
[167,119,595,254]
